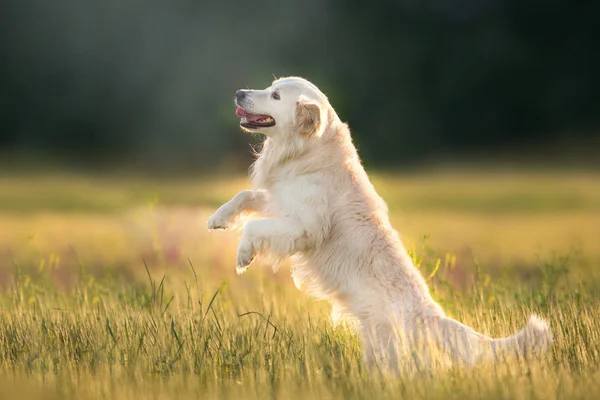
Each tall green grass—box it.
[1,245,599,399]
[1,170,599,399]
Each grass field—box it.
[1,169,599,399]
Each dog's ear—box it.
[295,96,326,137]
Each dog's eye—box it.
[271,91,280,100]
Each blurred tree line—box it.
[0,0,598,171]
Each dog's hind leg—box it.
[359,320,431,376]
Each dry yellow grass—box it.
[0,169,599,399]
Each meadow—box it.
[1,168,599,399]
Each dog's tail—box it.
[423,314,553,365]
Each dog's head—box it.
[235,77,330,138]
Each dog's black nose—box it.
[236,90,247,101]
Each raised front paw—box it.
[207,210,230,230]
[236,237,255,275]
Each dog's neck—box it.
[250,134,315,189]
[250,115,345,189]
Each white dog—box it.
[207,76,553,373]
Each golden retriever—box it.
[207,76,553,373]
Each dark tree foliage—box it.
[0,0,598,169]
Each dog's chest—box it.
[260,175,321,217]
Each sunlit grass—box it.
[1,169,599,399]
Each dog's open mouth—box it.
[236,107,276,129]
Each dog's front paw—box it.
[236,238,255,275]
[207,211,230,230]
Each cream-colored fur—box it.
[207,76,553,373]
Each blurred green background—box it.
[1,0,599,171]
[1,0,599,293]
[1,3,600,399]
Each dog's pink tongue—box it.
[236,107,262,122]
[235,107,247,118]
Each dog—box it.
[207,76,553,373]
